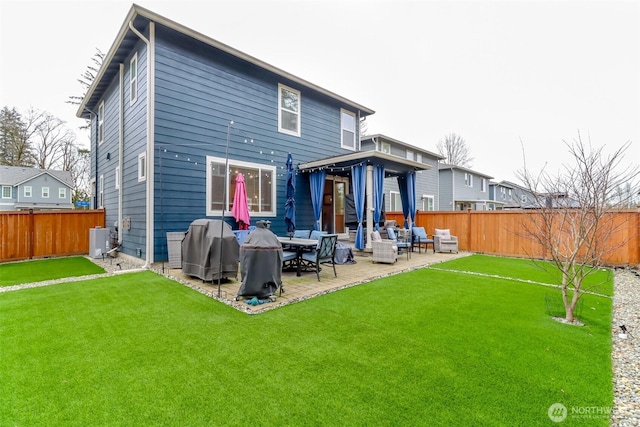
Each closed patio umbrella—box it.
[231,172,250,230]
[284,153,296,234]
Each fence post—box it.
[28,208,34,259]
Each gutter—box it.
[118,63,124,246]
[129,19,155,267]
[83,107,98,209]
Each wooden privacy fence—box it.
[0,210,106,262]
[386,209,640,267]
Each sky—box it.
[1,0,638,183]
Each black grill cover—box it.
[238,221,282,297]
[182,219,239,281]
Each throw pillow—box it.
[435,228,451,239]
[371,231,382,242]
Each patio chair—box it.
[434,228,459,253]
[293,229,311,239]
[301,234,338,280]
[411,226,434,253]
[386,227,411,260]
[371,230,397,264]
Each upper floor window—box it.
[130,54,138,104]
[206,156,276,217]
[508,189,512,199]
[341,109,356,150]
[2,186,11,198]
[138,152,146,182]
[42,187,49,198]
[98,101,104,145]
[378,142,391,154]
[480,178,487,192]
[464,173,473,187]
[406,150,414,161]
[416,153,423,163]
[500,187,506,199]
[278,84,300,136]
[59,188,66,199]
[24,186,32,197]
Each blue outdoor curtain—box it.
[310,170,326,231]
[397,174,410,228]
[397,172,416,229]
[284,153,296,233]
[406,171,416,227]
[373,165,385,231]
[351,164,366,250]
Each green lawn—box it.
[0,257,105,287]
[0,256,613,426]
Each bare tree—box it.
[32,111,77,170]
[67,48,105,109]
[517,132,640,324]
[436,133,473,167]
[68,148,91,202]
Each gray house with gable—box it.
[0,166,74,211]
[438,163,494,211]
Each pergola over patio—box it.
[298,150,430,250]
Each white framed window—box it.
[379,142,391,154]
[406,150,414,161]
[508,189,512,199]
[480,178,487,192]
[130,53,138,104]
[206,156,276,217]
[464,173,473,187]
[24,186,32,197]
[115,166,120,189]
[278,83,300,136]
[416,153,423,163]
[500,187,506,199]
[42,187,49,198]
[341,109,356,150]
[2,186,11,198]
[59,188,66,199]
[99,175,104,208]
[390,191,402,211]
[98,101,104,146]
[421,195,434,211]
[138,152,146,182]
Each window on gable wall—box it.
[138,152,146,182]
[464,173,473,187]
[98,101,104,145]
[59,188,66,199]
[341,109,356,150]
[206,156,276,217]
[278,84,300,136]
[24,186,32,197]
[42,187,49,198]
[130,53,138,104]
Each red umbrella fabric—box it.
[231,172,250,230]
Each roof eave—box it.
[77,4,375,118]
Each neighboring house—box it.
[78,5,426,262]
[360,134,444,212]
[438,163,494,211]
[488,180,536,210]
[0,166,74,211]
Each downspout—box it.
[129,20,155,267]
[83,107,98,209]
[118,63,124,245]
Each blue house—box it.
[77,5,421,263]
[0,166,74,211]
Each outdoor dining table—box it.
[277,237,318,276]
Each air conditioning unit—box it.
[89,227,110,259]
